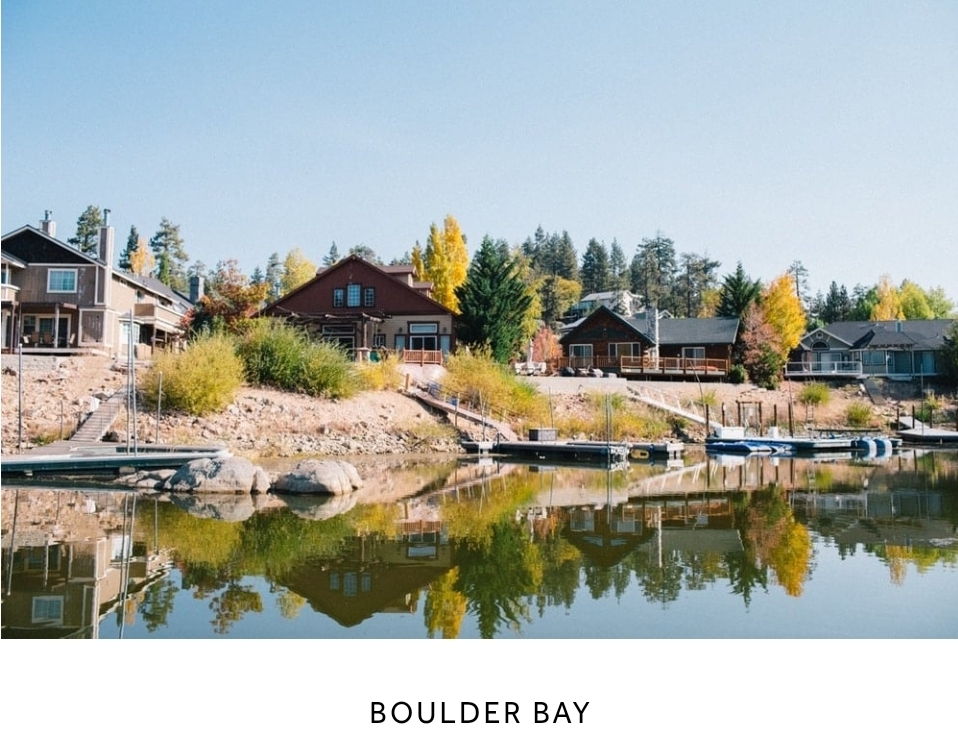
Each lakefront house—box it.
[1,212,192,357]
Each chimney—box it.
[40,210,56,237]
[189,275,205,303]
[95,212,115,306]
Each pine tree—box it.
[716,262,761,319]
[118,225,139,271]
[149,217,190,291]
[631,234,677,309]
[323,242,340,267]
[455,236,534,362]
[68,205,105,256]
[609,239,629,290]
[580,238,611,294]
[348,244,382,265]
[265,252,283,302]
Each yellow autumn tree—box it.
[280,247,317,296]
[410,242,426,281]
[129,237,156,277]
[898,279,933,320]
[870,274,904,320]
[761,273,806,357]
[424,215,469,312]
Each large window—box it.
[347,283,361,307]
[569,344,593,358]
[47,269,77,293]
[407,322,438,351]
[682,347,705,361]
[609,342,641,357]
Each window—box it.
[32,596,64,624]
[373,333,386,348]
[569,344,593,358]
[47,269,77,293]
[333,288,344,307]
[682,347,705,362]
[409,322,437,334]
[347,283,361,307]
[364,287,375,307]
[609,342,641,357]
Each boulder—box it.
[271,459,363,495]
[163,456,271,494]
[277,492,359,520]
[169,492,264,522]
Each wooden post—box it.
[788,402,794,436]
[721,403,727,427]
[758,403,763,433]
[705,404,710,435]
[773,403,778,427]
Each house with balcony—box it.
[558,305,738,379]
[258,254,456,363]
[1,213,192,356]
[566,290,648,320]
[788,319,957,380]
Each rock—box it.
[278,493,359,520]
[270,459,363,495]
[162,456,271,494]
[169,493,259,522]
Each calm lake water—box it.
[3,449,956,639]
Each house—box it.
[788,319,957,380]
[1,213,192,356]
[558,305,739,379]
[566,290,648,320]
[258,254,456,362]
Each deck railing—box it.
[556,355,729,376]
[784,361,863,377]
[400,349,444,365]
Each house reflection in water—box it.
[1,490,171,638]
[275,520,455,628]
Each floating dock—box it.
[1,443,231,479]
[461,438,681,465]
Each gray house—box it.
[789,319,957,379]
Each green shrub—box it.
[798,382,831,407]
[729,364,748,384]
[844,401,875,428]
[140,332,244,416]
[237,319,358,398]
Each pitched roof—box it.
[813,320,956,350]
[560,305,739,345]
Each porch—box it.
[557,354,730,379]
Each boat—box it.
[705,426,900,456]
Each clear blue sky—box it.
[3,1,957,300]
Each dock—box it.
[1,442,231,479]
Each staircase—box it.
[626,385,724,430]
[70,387,130,442]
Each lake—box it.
[2,448,956,639]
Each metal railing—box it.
[784,361,863,377]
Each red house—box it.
[258,255,456,362]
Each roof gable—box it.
[559,306,739,346]
[261,254,454,317]
[1,226,96,266]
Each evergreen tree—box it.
[68,205,105,256]
[149,217,190,291]
[348,244,382,265]
[631,234,677,309]
[716,262,762,319]
[118,225,139,271]
[821,281,852,323]
[455,236,534,362]
[323,242,340,266]
[849,283,878,321]
[675,252,722,317]
[580,238,611,294]
[264,252,283,302]
[609,239,629,290]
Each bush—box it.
[442,346,550,424]
[728,364,748,384]
[798,382,830,407]
[355,353,402,391]
[237,319,358,398]
[844,401,875,428]
[140,332,244,416]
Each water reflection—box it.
[3,450,956,638]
